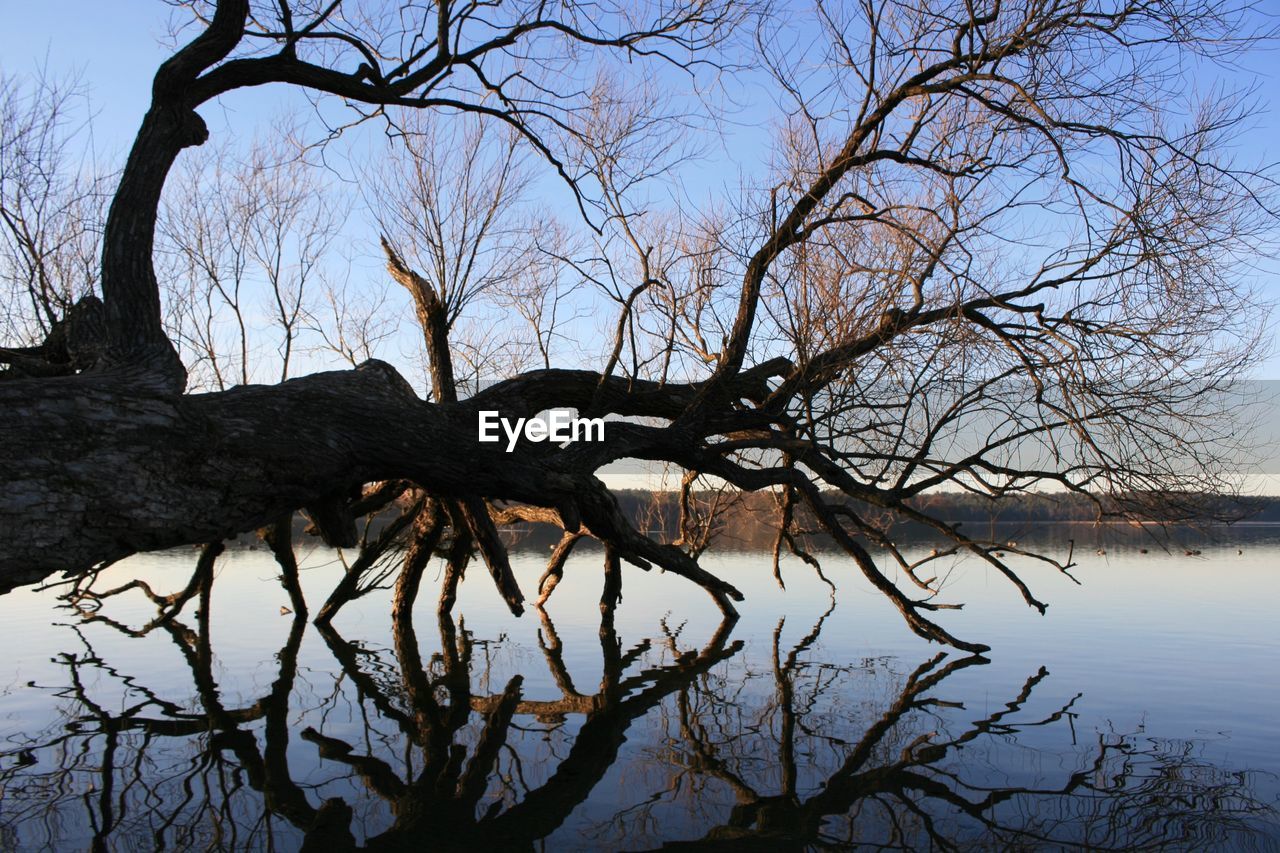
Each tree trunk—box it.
[391,501,444,623]
[97,104,206,391]
[0,362,557,593]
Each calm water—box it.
[0,529,1277,850]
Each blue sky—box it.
[1,4,307,163]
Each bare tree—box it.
[1,0,1275,652]
[306,264,401,368]
[242,136,340,381]
[0,72,109,352]
[160,141,253,389]
[364,108,560,392]
[161,131,340,389]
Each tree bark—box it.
[0,361,562,592]
[391,501,444,624]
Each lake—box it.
[0,528,1277,850]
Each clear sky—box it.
[0,3,316,164]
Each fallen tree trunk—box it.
[0,361,537,591]
[0,359,750,617]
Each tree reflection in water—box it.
[0,593,1274,851]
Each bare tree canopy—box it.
[1,0,1276,652]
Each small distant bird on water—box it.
[1139,548,1149,554]
[1096,548,1106,556]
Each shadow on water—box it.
[0,598,1276,852]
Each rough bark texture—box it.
[1,363,571,589]
[0,359,751,614]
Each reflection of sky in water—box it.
[0,538,1276,849]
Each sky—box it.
[1,3,314,167]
